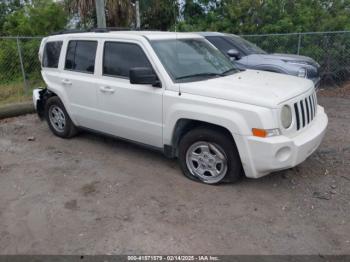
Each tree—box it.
[140,0,179,30]
[106,0,134,27]
[178,0,350,34]
[65,0,134,28]
[2,0,67,36]
[0,0,27,35]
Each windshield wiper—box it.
[175,72,222,80]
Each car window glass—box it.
[151,38,237,82]
[206,36,235,56]
[65,40,97,73]
[229,35,266,55]
[42,41,63,68]
[103,42,152,78]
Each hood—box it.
[180,70,314,108]
[261,53,319,67]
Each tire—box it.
[45,96,78,138]
[178,127,243,184]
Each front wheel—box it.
[178,127,243,184]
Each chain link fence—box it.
[242,31,350,86]
[0,36,42,106]
[0,31,350,106]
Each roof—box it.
[45,31,202,41]
[196,32,225,37]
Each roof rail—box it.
[50,29,87,35]
[50,27,137,35]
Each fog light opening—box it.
[275,147,292,162]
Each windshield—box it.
[151,38,239,82]
[230,35,266,55]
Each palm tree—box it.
[66,0,134,28]
[141,0,178,31]
[105,0,134,27]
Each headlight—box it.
[281,105,292,129]
[297,68,307,78]
[284,60,309,65]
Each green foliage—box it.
[0,38,42,88]
[0,0,350,97]
[141,0,179,30]
[0,0,64,103]
[178,0,350,34]
[0,37,43,105]
[1,0,67,36]
[0,39,19,83]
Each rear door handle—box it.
[62,79,72,86]
[99,86,115,94]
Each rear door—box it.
[41,40,63,104]
[61,39,100,129]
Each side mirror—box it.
[130,67,161,87]
[227,49,241,60]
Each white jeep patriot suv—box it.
[33,30,328,184]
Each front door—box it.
[96,41,163,148]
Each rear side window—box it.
[65,40,97,74]
[42,41,63,68]
[103,42,152,78]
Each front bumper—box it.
[241,106,328,178]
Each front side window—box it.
[151,38,238,82]
[206,36,237,56]
[42,41,63,68]
[228,35,266,55]
[65,40,97,73]
[103,42,152,78]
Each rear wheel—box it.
[178,127,243,184]
[45,96,78,138]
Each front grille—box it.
[293,92,317,131]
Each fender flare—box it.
[36,88,56,119]
[36,88,77,126]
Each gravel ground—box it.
[0,93,349,255]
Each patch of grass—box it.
[0,79,44,106]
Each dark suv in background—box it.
[199,32,321,88]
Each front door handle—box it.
[62,79,72,86]
[99,86,115,94]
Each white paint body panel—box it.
[37,31,328,179]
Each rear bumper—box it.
[241,106,328,178]
[33,88,42,110]
[32,88,46,119]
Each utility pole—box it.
[95,0,106,28]
[135,0,141,29]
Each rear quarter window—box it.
[42,41,63,68]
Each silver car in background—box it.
[199,32,321,88]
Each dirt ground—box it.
[0,91,349,255]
